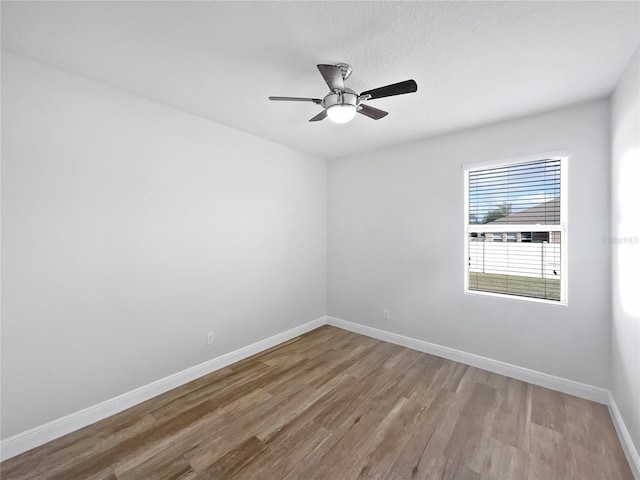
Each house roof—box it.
[487,198,560,224]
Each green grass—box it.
[469,272,560,301]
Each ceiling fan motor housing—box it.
[322,89,359,110]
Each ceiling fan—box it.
[269,63,417,124]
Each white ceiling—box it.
[2,1,639,159]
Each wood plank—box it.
[353,399,425,479]
[385,387,459,479]
[116,451,196,480]
[183,382,310,472]
[442,382,499,473]
[0,413,155,480]
[481,439,529,480]
[442,457,482,480]
[491,378,530,451]
[197,436,266,479]
[530,384,567,432]
[318,396,411,479]
[47,400,221,480]
[227,420,330,480]
[528,422,577,480]
[288,404,391,480]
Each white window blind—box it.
[465,157,566,303]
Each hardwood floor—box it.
[1,326,633,479]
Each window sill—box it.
[464,289,567,307]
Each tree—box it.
[482,203,512,224]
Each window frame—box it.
[463,151,569,306]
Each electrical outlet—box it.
[383,309,390,320]
[206,332,215,345]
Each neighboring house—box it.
[489,197,560,225]
[480,198,561,243]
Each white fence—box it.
[469,242,561,279]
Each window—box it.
[532,231,550,243]
[464,155,567,304]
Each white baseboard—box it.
[326,316,609,404]
[0,316,326,462]
[608,392,640,479]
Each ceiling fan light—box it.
[327,104,357,124]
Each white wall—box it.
[0,53,326,439]
[328,99,611,388]
[611,46,640,462]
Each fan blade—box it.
[360,79,417,100]
[269,96,322,104]
[309,110,328,122]
[317,64,344,92]
[357,104,388,120]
